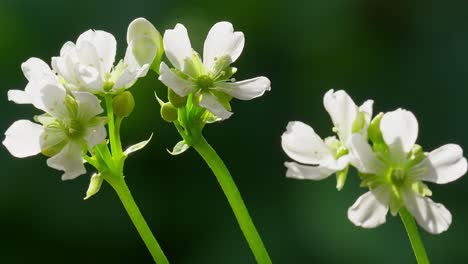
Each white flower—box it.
[347,109,467,234]
[52,18,160,94]
[3,70,106,180]
[158,22,271,120]
[281,90,373,189]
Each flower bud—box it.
[160,102,178,122]
[168,88,187,108]
[113,91,135,118]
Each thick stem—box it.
[399,207,430,264]
[107,176,170,264]
[192,136,272,264]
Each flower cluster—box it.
[3,18,159,181]
[282,89,467,234]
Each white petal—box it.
[77,64,103,92]
[412,144,467,184]
[126,18,160,68]
[347,134,384,174]
[52,42,79,84]
[21,57,54,82]
[347,187,390,228]
[40,83,68,119]
[323,89,358,143]
[158,62,194,96]
[199,92,233,120]
[124,38,155,70]
[77,30,116,73]
[47,141,86,180]
[163,24,193,71]
[380,109,418,157]
[284,161,335,180]
[86,125,107,150]
[3,120,43,158]
[7,90,32,104]
[215,77,271,100]
[281,121,334,165]
[359,99,374,127]
[203,21,244,71]
[403,192,452,234]
[72,91,103,120]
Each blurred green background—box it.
[1,0,467,263]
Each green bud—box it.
[168,88,187,108]
[160,102,178,122]
[335,166,349,191]
[113,91,135,118]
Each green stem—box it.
[106,175,170,264]
[399,207,430,264]
[192,136,272,264]
[105,95,119,156]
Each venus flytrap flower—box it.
[159,21,271,121]
[281,89,373,190]
[4,67,106,180]
[347,109,467,234]
[4,18,169,263]
[154,21,272,263]
[52,18,161,94]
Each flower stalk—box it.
[400,207,430,264]
[192,136,272,264]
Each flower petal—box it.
[21,57,54,82]
[126,17,161,68]
[163,24,193,71]
[76,41,104,90]
[77,30,116,73]
[203,21,244,71]
[347,134,384,174]
[86,125,107,150]
[412,144,467,184]
[40,83,68,119]
[52,42,79,85]
[403,192,452,234]
[7,90,32,104]
[281,121,334,165]
[323,89,358,143]
[199,92,233,120]
[359,99,374,127]
[284,161,335,180]
[3,120,43,158]
[380,109,418,157]
[215,77,271,100]
[347,187,390,228]
[158,62,194,96]
[47,141,86,180]
[72,91,104,120]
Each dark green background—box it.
[1,0,467,263]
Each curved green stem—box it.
[106,175,169,264]
[102,95,169,263]
[399,207,430,264]
[192,136,272,264]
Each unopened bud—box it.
[160,102,178,122]
[168,88,187,108]
[113,91,135,118]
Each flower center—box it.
[390,168,406,186]
[65,119,85,139]
[196,75,214,91]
